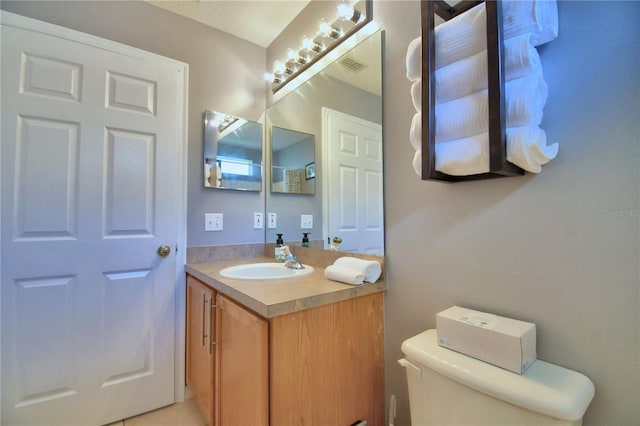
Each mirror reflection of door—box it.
[270,126,315,195]
[203,110,263,192]
[323,108,383,255]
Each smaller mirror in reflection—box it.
[271,127,315,195]
[204,110,262,192]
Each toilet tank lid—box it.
[400,329,595,421]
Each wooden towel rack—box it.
[420,0,525,182]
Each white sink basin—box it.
[219,262,314,280]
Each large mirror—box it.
[265,29,383,255]
[271,127,315,195]
[204,110,263,191]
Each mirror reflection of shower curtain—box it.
[285,168,302,193]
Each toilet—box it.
[399,329,595,426]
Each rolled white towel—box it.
[504,75,549,127]
[412,127,558,176]
[506,126,559,173]
[405,1,558,81]
[334,257,382,283]
[435,0,558,69]
[436,33,542,103]
[406,37,422,81]
[410,112,421,150]
[412,148,422,176]
[403,37,422,84]
[436,133,490,176]
[324,264,364,286]
[504,0,559,47]
[411,80,421,112]
[435,74,548,143]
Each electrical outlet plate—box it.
[254,212,264,229]
[301,214,313,229]
[267,213,277,229]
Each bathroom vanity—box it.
[185,258,386,426]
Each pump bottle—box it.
[275,233,284,262]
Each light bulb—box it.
[337,1,354,20]
[301,36,314,51]
[319,20,332,36]
[263,72,275,83]
[273,61,285,74]
[319,19,341,39]
[287,49,298,61]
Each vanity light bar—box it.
[265,0,372,93]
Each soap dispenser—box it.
[275,233,284,262]
[302,233,310,247]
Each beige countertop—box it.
[185,256,387,318]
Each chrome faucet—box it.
[282,246,304,270]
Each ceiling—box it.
[145,0,380,96]
[145,0,311,48]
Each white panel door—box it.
[323,108,384,255]
[1,16,185,426]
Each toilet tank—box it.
[399,329,595,426]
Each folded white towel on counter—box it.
[405,0,558,81]
[333,257,382,283]
[435,74,548,142]
[324,264,365,286]
[436,33,542,103]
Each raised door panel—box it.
[186,276,214,426]
[270,293,385,426]
[216,294,268,426]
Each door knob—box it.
[157,245,171,257]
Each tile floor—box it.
[106,398,207,426]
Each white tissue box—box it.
[436,306,536,374]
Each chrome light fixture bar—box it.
[204,111,248,139]
[265,0,373,94]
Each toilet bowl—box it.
[399,329,595,426]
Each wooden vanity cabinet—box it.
[186,275,268,426]
[186,274,384,426]
[186,275,215,426]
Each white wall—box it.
[375,1,639,424]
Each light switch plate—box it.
[267,213,277,229]
[205,213,223,231]
[301,214,313,229]
[253,212,264,229]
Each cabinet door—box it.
[216,294,268,426]
[186,276,215,426]
[270,293,385,426]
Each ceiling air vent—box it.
[339,56,368,73]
